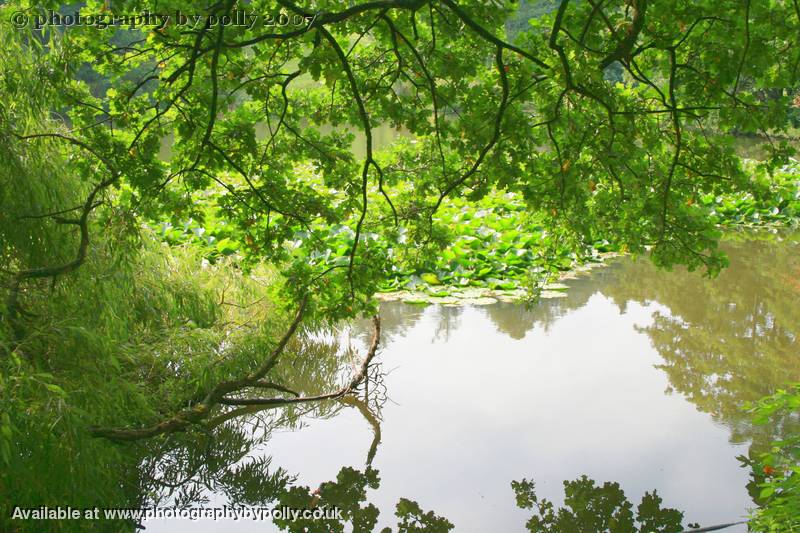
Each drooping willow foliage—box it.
[0,25,357,527]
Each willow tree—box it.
[1,1,799,430]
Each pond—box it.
[141,230,800,532]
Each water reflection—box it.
[512,476,688,533]
[126,335,382,524]
[133,387,461,532]
[371,231,800,450]
[603,232,800,449]
[115,232,800,531]
[374,271,608,343]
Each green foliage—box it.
[506,0,561,41]
[150,164,800,306]
[702,163,800,227]
[512,476,684,533]
[745,385,800,532]
[149,185,620,301]
[381,190,604,292]
[2,0,796,318]
[1,1,800,530]
[0,26,333,529]
[0,222,300,529]
[0,26,85,274]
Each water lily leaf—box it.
[540,290,568,299]
[460,297,497,306]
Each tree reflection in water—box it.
[604,232,800,450]
[36,231,793,532]
[468,231,799,449]
[113,325,457,533]
[348,230,798,530]
[134,383,701,533]
[132,379,457,532]
[511,476,690,533]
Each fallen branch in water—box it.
[89,296,380,442]
[217,316,381,407]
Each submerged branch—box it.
[218,315,382,406]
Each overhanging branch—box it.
[89,306,382,442]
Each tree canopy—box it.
[3,0,799,319]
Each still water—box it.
[146,231,799,532]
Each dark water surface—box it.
[147,231,800,532]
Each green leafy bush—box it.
[745,385,800,532]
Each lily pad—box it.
[458,288,490,298]
[460,297,498,306]
[403,298,430,305]
[539,290,568,299]
[375,291,407,302]
[426,289,451,297]
[427,296,460,305]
